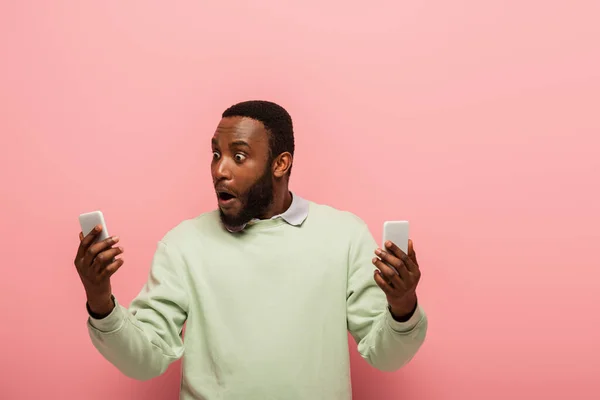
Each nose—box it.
[213,158,233,182]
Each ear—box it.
[272,152,293,178]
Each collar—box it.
[225,192,309,232]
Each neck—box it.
[261,184,292,219]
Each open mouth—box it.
[218,192,236,201]
[216,187,238,206]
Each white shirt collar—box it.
[225,192,309,232]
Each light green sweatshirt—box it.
[87,198,428,399]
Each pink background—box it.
[1,1,599,399]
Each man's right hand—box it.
[74,225,124,317]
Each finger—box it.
[375,248,411,282]
[76,225,103,259]
[82,235,120,268]
[385,240,418,273]
[92,246,124,273]
[100,258,124,280]
[79,232,84,241]
[374,270,394,296]
[372,257,406,291]
[408,239,418,265]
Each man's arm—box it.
[346,222,428,372]
[87,241,189,380]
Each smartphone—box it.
[382,220,410,275]
[79,210,110,243]
[382,220,410,254]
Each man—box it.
[74,100,428,400]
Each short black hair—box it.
[222,100,295,176]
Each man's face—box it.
[211,116,274,229]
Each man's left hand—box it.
[372,239,421,320]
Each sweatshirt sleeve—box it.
[86,240,189,380]
[346,221,428,372]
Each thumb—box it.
[408,239,418,264]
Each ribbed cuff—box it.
[385,304,424,333]
[87,296,125,333]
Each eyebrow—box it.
[230,140,250,148]
[212,138,251,149]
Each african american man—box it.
[74,100,428,400]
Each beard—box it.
[218,164,274,230]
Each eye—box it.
[212,151,220,160]
[234,153,247,163]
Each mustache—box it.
[214,184,239,197]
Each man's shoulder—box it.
[303,200,375,248]
[159,209,221,245]
[306,200,368,231]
